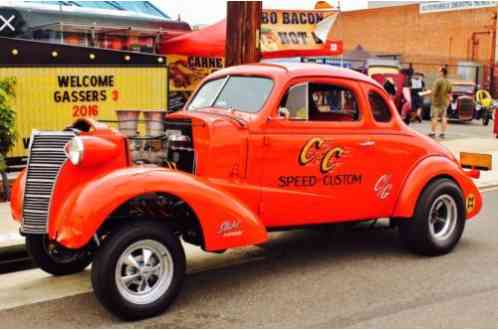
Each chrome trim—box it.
[27,164,62,168]
[23,209,47,214]
[115,239,174,305]
[30,148,63,152]
[21,132,76,234]
[24,194,51,198]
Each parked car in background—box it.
[447,80,476,122]
[475,88,494,126]
[367,64,401,77]
[370,72,407,112]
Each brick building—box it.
[328,2,498,93]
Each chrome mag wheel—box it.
[428,194,458,241]
[115,239,174,305]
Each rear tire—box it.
[26,234,92,276]
[399,178,466,256]
[91,220,186,321]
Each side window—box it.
[280,83,360,122]
[368,91,392,123]
[282,83,308,120]
[308,84,360,121]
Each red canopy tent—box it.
[160,19,342,59]
[160,20,226,57]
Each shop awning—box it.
[160,20,226,57]
[29,22,186,38]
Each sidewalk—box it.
[1,137,498,251]
[0,201,23,252]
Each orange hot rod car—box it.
[11,63,483,320]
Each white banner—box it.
[420,1,496,14]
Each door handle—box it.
[359,140,376,147]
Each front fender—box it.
[53,167,268,250]
[10,169,26,222]
[393,156,482,219]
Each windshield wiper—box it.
[226,107,249,127]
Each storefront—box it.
[327,2,498,93]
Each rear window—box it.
[188,76,273,113]
[368,91,392,123]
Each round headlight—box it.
[64,137,84,165]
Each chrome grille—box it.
[459,98,474,117]
[22,132,75,234]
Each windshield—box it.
[452,84,475,94]
[187,76,274,113]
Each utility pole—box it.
[225,1,262,67]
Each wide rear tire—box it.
[26,234,92,276]
[91,221,186,321]
[399,178,466,256]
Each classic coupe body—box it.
[11,63,483,320]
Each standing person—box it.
[401,69,413,125]
[411,73,425,122]
[406,63,415,77]
[429,67,452,138]
[383,77,396,97]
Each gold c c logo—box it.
[299,137,324,166]
[320,147,344,173]
[298,137,345,174]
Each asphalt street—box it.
[0,190,497,328]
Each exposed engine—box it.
[115,110,195,173]
[163,119,196,173]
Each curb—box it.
[477,184,498,191]
[0,243,26,259]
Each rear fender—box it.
[393,156,482,219]
[53,167,268,250]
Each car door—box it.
[260,77,376,228]
[361,84,428,217]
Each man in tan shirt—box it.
[429,67,452,138]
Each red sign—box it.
[326,40,343,56]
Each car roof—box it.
[210,62,382,87]
[450,79,475,86]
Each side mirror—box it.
[278,107,290,119]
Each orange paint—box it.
[11,63,483,250]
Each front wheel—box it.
[26,234,92,276]
[399,178,466,256]
[91,221,186,321]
